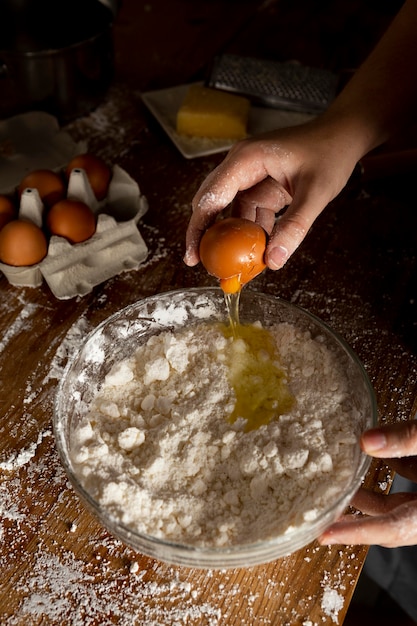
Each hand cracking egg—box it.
[199,217,267,293]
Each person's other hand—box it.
[184,118,361,271]
[319,420,417,548]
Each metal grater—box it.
[207,54,339,114]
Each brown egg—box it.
[47,199,96,243]
[0,195,16,231]
[199,217,267,294]
[18,169,66,208]
[0,219,48,266]
[66,153,112,201]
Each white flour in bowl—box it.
[70,321,360,548]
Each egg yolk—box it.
[199,217,266,294]
[221,322,294,431]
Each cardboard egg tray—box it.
[0,165,148,299]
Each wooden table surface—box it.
[1,1,416,624]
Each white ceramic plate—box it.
[141,83,314,159]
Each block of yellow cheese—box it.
[176,85,250,140]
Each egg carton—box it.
[0,164,149,299]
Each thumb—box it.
[361,420,417,458]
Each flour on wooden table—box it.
[70,321,359,547]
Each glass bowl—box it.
[53,287,377,569]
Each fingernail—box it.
[267,245,289,270]
[362,429,387,452]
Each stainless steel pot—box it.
[0,0,118,122]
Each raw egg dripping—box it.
[199,217,292,431]
[199,216,267,333]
